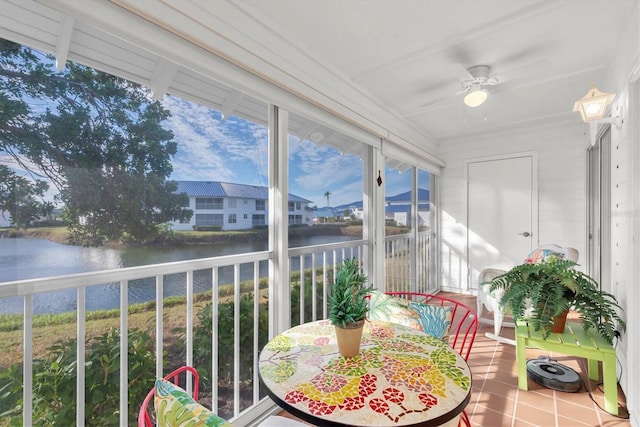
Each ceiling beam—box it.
[55,14,74,70]
[220,89,244,120]
[149,58,179,101]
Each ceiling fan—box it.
[453,64,498,107]
[413,59,549,112]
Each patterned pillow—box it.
[524,248,562,264]
[368,290,422,331]
[368,291,452,341]
[407,301,453,341]
[154,379,233,427]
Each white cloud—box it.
[288,138,363,206]
[162,96,268,185]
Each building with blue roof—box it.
[312,207,337,224]
[382,189,430,227]
[334,189,430,227]
[172,181,313,231]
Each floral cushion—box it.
[368,290,422,330]
[368,291,452,340]
[154,379,233,427]
[524,248,562,264]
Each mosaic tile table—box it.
[259,320,471,427]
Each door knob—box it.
[518,232,531,237]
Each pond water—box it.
[0,234,357,314]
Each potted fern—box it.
[328,258,373,357]
[488,258,625,344]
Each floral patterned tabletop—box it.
[258,320,471,427]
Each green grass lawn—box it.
[0,280,269,370]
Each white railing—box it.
[384,231,432,294]
[0,234,430,426]
[0,251,273,426]
[416,231,433,292]
[288,240,365,325]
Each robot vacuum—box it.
[526,356,582,392]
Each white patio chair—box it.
[476,244,579,345]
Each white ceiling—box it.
[4,0,638,150]
[222,0,637,141]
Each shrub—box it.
[155,222,176,241]
[84,328,156,425]
[192,225,222,231]
[0,328,156,426]
[0,364,23,426]
[290,269,328,326]
[191,294,268,389]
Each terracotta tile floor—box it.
[451,292,630,427]
[278,293,631,426]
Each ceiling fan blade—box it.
[492,58,551,84]
[447,63,473,82]
[485,77,499,86]
[417,83,462,108]
[404,96,460,117]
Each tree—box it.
[0,165,53,230]
[0,38,191,245]
[324,191,331,207]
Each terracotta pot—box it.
[335,320,364,357]
[550,309,570,333]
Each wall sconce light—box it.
[573,84,622,127]
[573,84,623,145]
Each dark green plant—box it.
[328,259,373,328]
[0,327,156,426]
[1,39,193,246]
[0,364,26,426]
[488,258,626,343]
[84,328,156,425]
[0,165,53,231]
[190,294,268,389]
[290,269,328,326]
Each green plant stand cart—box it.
[515,320,618,415]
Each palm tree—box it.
[324,191,331,207]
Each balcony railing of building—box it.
[0,232,430,426]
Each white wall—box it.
[438,108,640,423]
[438,4,640,422]
[602,2,639,421]
[621,78,639,427]
[438,120,588,292]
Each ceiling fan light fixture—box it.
[573,84,615,122]
[463,86,488,107]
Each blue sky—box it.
[1,67,422,209]
[1,92,422,209]
[162,95,420,207]
[0,36,430,213]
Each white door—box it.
[467,154,537,290]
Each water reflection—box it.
[0,235,357,314]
